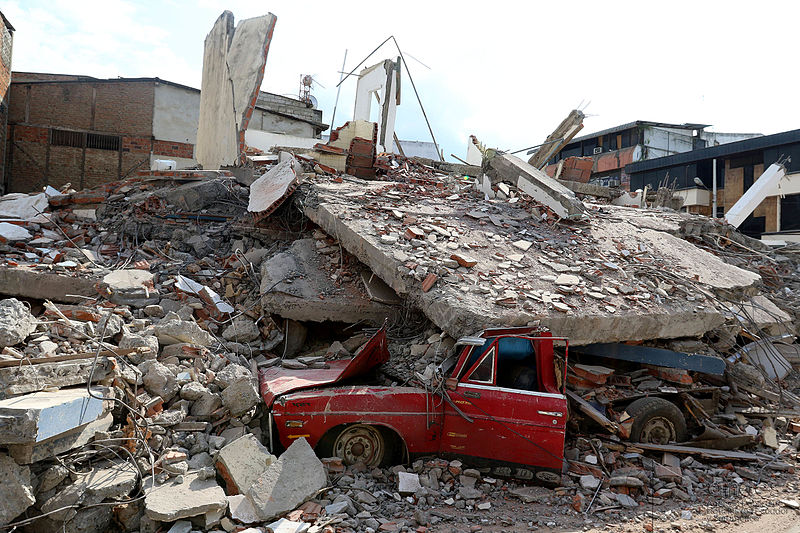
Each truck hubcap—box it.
[333,425,385,467]
[640,417,676,444]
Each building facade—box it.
[543,121,761,189]
[4,73,326,193]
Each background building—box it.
[543,121,761,188]
[4,72,327,193]
[625,129,800,237]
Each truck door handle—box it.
[463,391,481,399]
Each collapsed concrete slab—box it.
[260,239,398,325]
[0,453,35,526]
[0,387,107,445]
[303,178,761,344]
[144,473,228,522]
[216,434,275,495]
[485,153,585,219]
[245,437,326,521]
[196,11,277,169]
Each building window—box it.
[50,128,84,148]
[49,129,121,151]
[87,133,120,151]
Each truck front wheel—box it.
[625,397,687,444]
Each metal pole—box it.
[712,158,718,218]
[329,49,348,134]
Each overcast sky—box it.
[4,0,798,162]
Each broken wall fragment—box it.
[196,11,277,169]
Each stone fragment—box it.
[81,461,138,501]
[101,269,157,307]
[216,434,275,495]
[167,520,192,533]
[554,273,580,285]
[265,518,310,533]
[450,253,477,268]
[141,361,179,402]
[221,378,260,416]
[579,474,600,490]
[228,494,261,523]
[0,453,35,526]
[246,437,326,521]
[144,473,227,521]
[615,493,638,508]
[119,333,159,363]
[509,486,550,503]
[0,298,36,348]
[0,222,32,241]
[397,472,422,495]
[154,319,215,346]
[222,316,261,343]
[609,476,644,488]
[215,363,252,388]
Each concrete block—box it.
[8,413,113,464]
[0,387,107,445]
[216,434,275,495]
[246,437,326,521]
[0,453,35,526]
[144,473,227,521]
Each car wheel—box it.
[625,397,687,444]
[330,424,390,467]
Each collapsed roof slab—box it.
[259,239,399,325]
[485,153,586,219]
[303,178,761,345]
[196,11,277,169]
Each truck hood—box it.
[259,326,389,407]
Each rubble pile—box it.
[1,140,800,532]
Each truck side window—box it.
[466,347,495,383]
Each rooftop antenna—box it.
[299,74,325,107]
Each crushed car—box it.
[260,325,739,483]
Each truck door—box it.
[440,337,567,471]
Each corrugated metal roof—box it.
[570,121,710,143]
[626,129,800,174]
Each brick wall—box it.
[0,22,12,189]
[5,79,159,191]
[152,139,193,159]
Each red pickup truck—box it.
[260,326,569,484]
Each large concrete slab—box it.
[303,178,761,344]
[260,238,398,325]
[196,11,277,169]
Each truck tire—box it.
[625,397,687,444]
[318,424,396,467]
